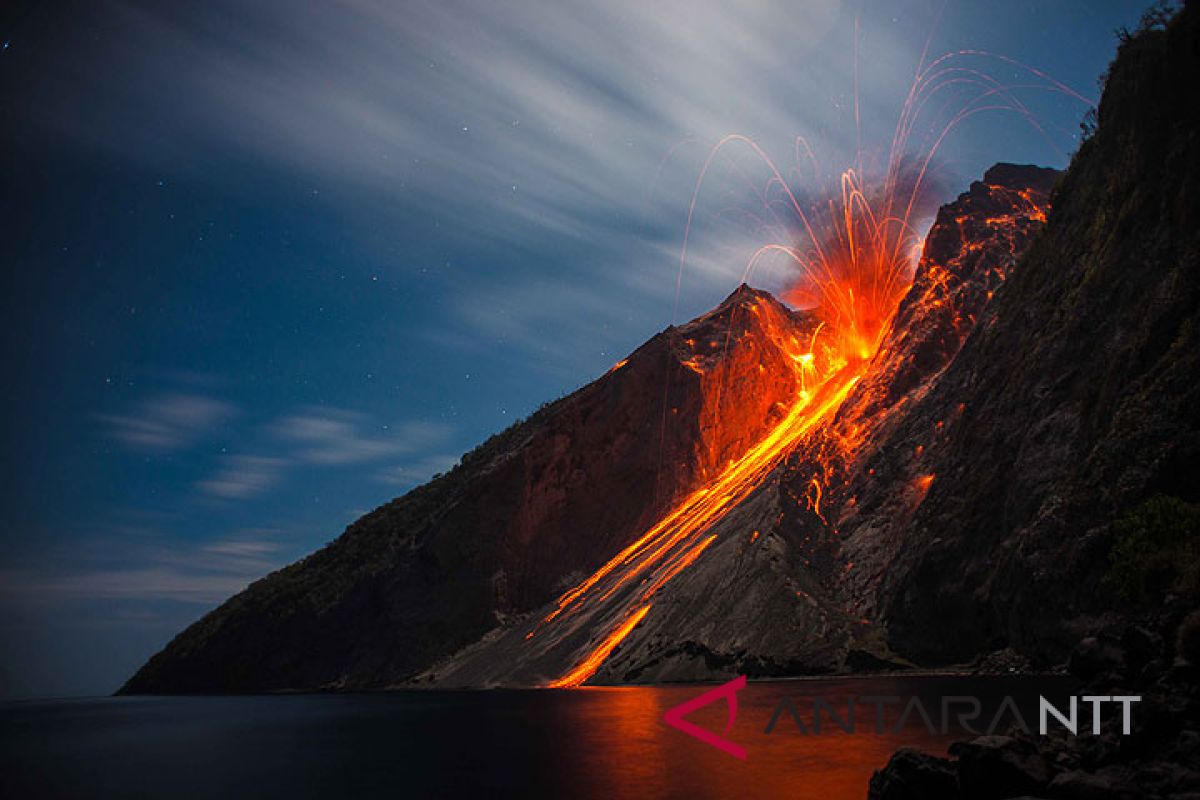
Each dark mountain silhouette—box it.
[869,12,1200,797]
[806,0,1200,669]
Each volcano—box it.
[121,161,1057,693]
[123,2,1200,692]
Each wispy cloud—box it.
[58,0,853,235]
[196,455,287,499]
[190,409,457,500]
[34,0,1082,378]
[201,538,282,559]
[271,408,453,466]
[0,530,288,605]
[3,568,254,605]
[32,0,905,330]
[375,453,461,488]
[97,392,234,452]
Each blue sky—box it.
[0,0,1146,699]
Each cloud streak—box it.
[98,392,233,452]
[271,409,453,466]
[30,0,1090,378]
[0,530,288,605]
[196,455,287,500]
[374,453,461,488]
[66,0,852,233]
[33,0,922,338]
[191,407,457,500]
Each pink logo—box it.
[663,675,748,760]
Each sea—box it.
[1,674,1072,799]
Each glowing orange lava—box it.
[535,356,865,686]
[538,41,1084,688]
[547,604,654,689]
[777,168,920,364]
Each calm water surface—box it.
[1,675,1070,799]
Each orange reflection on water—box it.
[558,678,960,800]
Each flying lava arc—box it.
[539,44,1085,688]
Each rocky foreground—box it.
[869,7,1200,797]
[869,604,1200,800]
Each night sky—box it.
[0,0,1145,699]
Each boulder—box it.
[868,748,960,800]
[951,735,1050,800]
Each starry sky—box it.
[0,0,1147,700]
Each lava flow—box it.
[532,267,884,685]
[546,604,654,689]
[537,44,1081,688]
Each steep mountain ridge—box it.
[121,284,817,692]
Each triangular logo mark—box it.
[663,675,748,760]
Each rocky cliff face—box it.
[823,1,1200,668]
[771,162,1061,657]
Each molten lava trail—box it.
[540,365,863,687]
[546,604,654,689]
